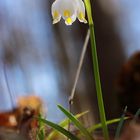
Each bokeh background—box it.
[0,0,140,124]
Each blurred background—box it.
[0,0,140,124]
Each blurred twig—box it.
[68,29,90,134]
[69,29,90,104]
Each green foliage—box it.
[36,114,46,140]
[134,108,140,120]
[57,105,94,140]
[36,105,129,140]
[47,110,89,140]
[38,118,79,140]
[88,117,129,133]
[115,106,127,140]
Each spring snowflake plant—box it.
[51,0,110,139]
[51,0,87,25]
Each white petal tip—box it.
[53,21,58,24]
[83,20,88,24]
[52,18,61,24]
[82,19,88,24]
[78,18,88,24]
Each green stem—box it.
[84,0,109,140]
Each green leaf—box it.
[76,117,129,138]
[115,106,127,140]
[57,104,94,140]
[38,118,79,140]
[88,117,129,133]
[36,114,46,140]
[47,110,89,140]
[134,108,140,120]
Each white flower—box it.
[51,0,87,25]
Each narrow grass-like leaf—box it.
[134,108,140,120]
[88,117,129,133]
[77,117,129,138]
[38,118,79,140]
[57,105,94,140]
[47,111,89,140]
[115,106,127,140]
[37,114,45,140]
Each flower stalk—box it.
[84,0,109,140]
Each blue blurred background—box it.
[0,0,140,123]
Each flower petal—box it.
[65,14,76,25]
[51,0,86,25]
[51,0,61,24]
[76,0,87,23]
[57,0,77,25]
[59,0,76,19]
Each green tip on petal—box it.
[78,12,87,24]
[65,17,73,25]
[82,18,87,23]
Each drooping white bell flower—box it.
[51,0,87,25]
[75,0,87,23]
